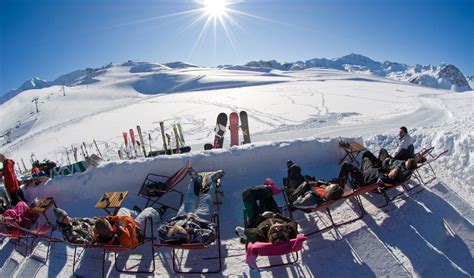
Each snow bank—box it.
[25,137,346,218]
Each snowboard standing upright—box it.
[229,112,240,146]
[213,113,228,148]
[239,111,251,144]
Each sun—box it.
[200,0,229,18]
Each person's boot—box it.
[234,226,247,244]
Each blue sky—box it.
[1,0,473,95]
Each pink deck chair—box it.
[246,233,307,269]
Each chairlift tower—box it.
[32,97,39,113]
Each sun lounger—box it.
[137,161,190,211]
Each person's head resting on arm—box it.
[94,218,115,244]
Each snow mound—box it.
[133,71,287,95]
[128,62,169,73]
[164,61,200,69]
[220,65,273,73]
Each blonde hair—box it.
[405,158,417,170]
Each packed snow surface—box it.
[0,65,473,277]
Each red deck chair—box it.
[154,172,224,274]
[137,161,190,211]
[284,179,383,236]
[66,217,155,277]
[0,220,57,263]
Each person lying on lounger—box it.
[93,206,162,248]
[158,168,224,245]
[235,182,298,244]
[289,180,344,209]
[54,208,98,244]
[282,161,344,209]
[0,201,39,235]
[338,153,417,188]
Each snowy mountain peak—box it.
[338,53,378,67]
[436,64,471,92]
[239,54,472,92]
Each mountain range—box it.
[239,53,472,93]
[1,53,471,105]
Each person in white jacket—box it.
[393,126,415,160]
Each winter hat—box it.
[264,178,282,195]
[54,208,70,224]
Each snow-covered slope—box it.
[0,65,472,277]
[243,53,472,92]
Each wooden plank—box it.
[95,191,128,209]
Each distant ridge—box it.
[2,54,471,104]
[240,53,472,92]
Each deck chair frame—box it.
[369,179,425,209]
[137,161,190,211]
[413,148,448,185]
[0,220,57,263]
[284,180,382,236]
[154,175,224,274]
[69,217,155,277]
[370,148,448,208]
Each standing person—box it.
[0,153,25,205]
[393,126,415,160]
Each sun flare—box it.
[201,0,229,18]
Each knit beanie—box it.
[264,178,282,195]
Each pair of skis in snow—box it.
[204,111,251,150]
[148,122,190,156]
[120,125,147,159]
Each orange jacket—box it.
[94,216,141,248]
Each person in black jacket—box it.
[338,155,417,188]
[237,184,298,244]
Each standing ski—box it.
[239,111,251,144]
[159,121,169,155]
[82,142,90,158]
[213,113,228,148]
[174,123,186,147]
[136,125,147,157]
[129,128,138,158]
[93,139,103,158]
[229,112,240,146]
[172,125,181,153]
[148,133,153,154]
[123,132,130,159]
